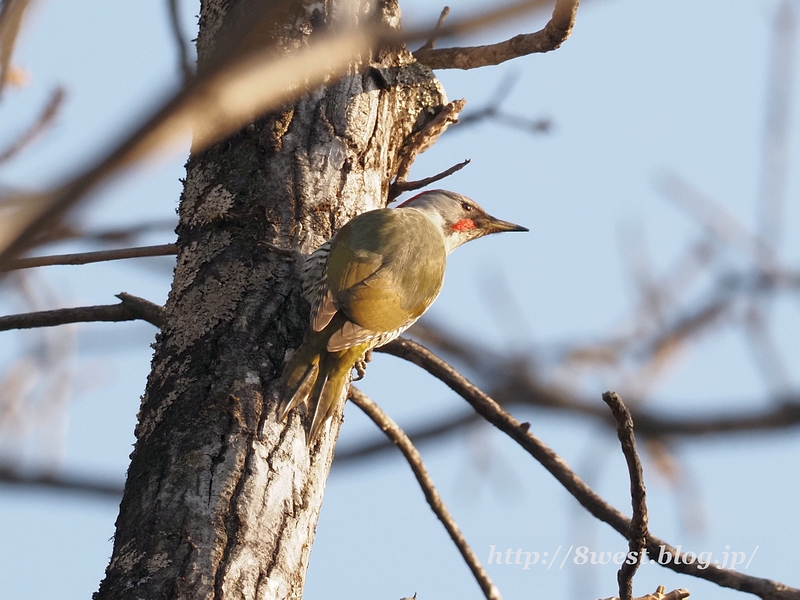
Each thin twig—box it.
[0,88,65,165]
[417,6,451,52]
[166,0,195,84]
[456,71,552,134]
[0,465,124,498]
[414,0,579,70]
[743,305,792,396]
[656,172,766,262]
[24,218,178,248]
[601,586,691,600]
[757,1,796,260]
[335,393,800,464]
[334,410,478,464]
[603,392,648,600]
[0,0,563,266]
[3,243,177,271]
[409,321,800,439]
[0,0,30,96]
[0,292,166,331]
[348,386,501,600]
[394,99,466,185]
[378,337,800,598]
[389,159,471,200]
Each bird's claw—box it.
[352,350,373,381]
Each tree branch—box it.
[0,465,124,498]
[0,87,65,164]
[0,0,564,266]
[417,6,451,52]
[336,393,800,465]
[414,0,579,70]
[2,243,177,271]
[0,292,166,331]
[166,0,194,84]
[0,0,30,96]
[393,99,466,186]
[603,392,648,600]
[603,586,691,600]
[389,159,471,201]
[335,410,478,464]
[349,386,501,600]
[411,321,800,439]
[379,337,800,599]
[455,71,552,134]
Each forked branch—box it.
[603,391,649,600]
[414,0,579,70]
[0,0,575,266]
[379,338,800,599]
[0,293,166,331]
[349,386,501,600]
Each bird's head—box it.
[398,189,528,253]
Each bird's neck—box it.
[400,206,462,255]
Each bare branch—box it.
[166,0,195,84]
[456,71,552,134]
[3,243,177,271]
[656,173,766,260]
[414,0,579,70]
[335,411,478,464]
[349,387,501,600]
[0,465,123,498]
[393,99,466,185]
[603,392,648,600]
[20,218,178,248]
[0,0,30,96]
[488,111,551,133]
[0,292,165,331]
[408,321,800,439]
[0,87,65,165]
[379,337,800,598]
[336,391,800,465]
[602,586,691,600]
[417,6,451,52]
[757,1,796,260]
[389,159,471,200]
[743,305,792,396]
[0,0,559,266]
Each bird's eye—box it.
[461,202,472,212]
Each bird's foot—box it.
[352,350,373,381]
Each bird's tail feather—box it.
[278,344,358,443]
[277,358,319,422]
[308,354,353,441]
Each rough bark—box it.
[94,0,448,598]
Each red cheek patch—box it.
[451,218,476,232]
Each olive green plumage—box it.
[325,209,446,333]
[278,189,527,443]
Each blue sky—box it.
[1,1,799,599]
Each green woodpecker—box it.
[278,189,528,441]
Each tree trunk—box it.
[94,0,447,598]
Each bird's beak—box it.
[483,215,529,233]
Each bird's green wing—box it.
[320,209,446,350]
